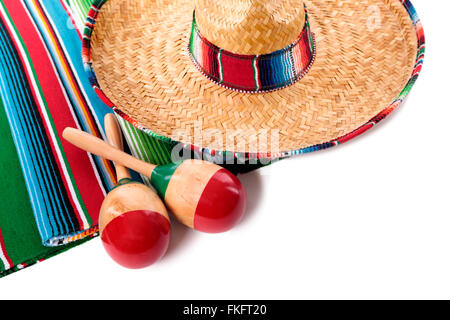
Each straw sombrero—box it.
[82,0,424,165]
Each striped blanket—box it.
[0,0,113,277]
[0,0,243,278]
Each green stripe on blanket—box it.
[0,97,93,277]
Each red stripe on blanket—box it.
[0,228,13,269]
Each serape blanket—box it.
[0,0,116,278]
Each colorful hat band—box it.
[188,8,316,93]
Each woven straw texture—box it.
[89,0,418,154]
[194,0,306,55]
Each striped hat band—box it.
[188,7,316,93]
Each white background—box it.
[1,1,449,300]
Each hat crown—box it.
[194,0,306,55]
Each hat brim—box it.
[83,0,424,158]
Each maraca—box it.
[63,126,247,233]
[98,114,171,269]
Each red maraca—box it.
[98,114,171,269]
[63,126,247,233]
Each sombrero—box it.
[82,0,424,167]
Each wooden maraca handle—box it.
[63,127,156,177]
[104,114,131,181]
